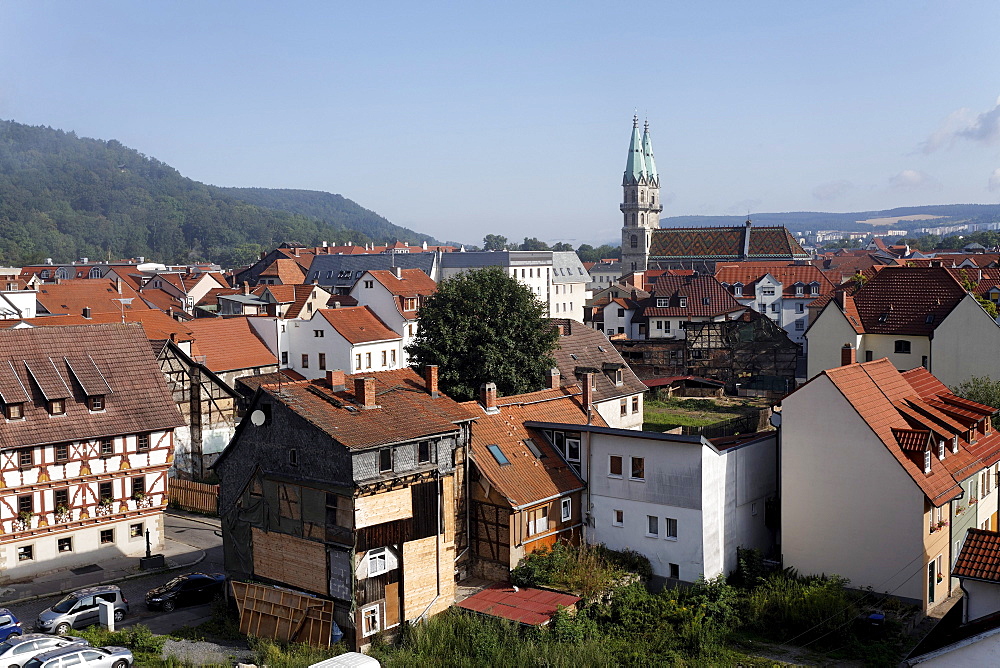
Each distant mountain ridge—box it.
[0,119,438,266]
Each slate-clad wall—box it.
[352,434,458,483]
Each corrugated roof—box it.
[456,583,580,626]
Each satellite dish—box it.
[250,410,266,426]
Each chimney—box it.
[548,367,560,390]
[242,281,251,295]
[393,266,402,279]
[115,277,123,294]
[554,324,565,336]
[355,377,376,409]
[582,372,594,416]
[425,365,439,398]
[326,370,345,391]
[322,241,328,248]
[293,247,300,257]
[82,306,92,319]
[480,382,498,413]
[841,343,857,366]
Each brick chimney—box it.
[393,266,402,279]
[582,372,594,417]
[425,365,439,398]
[480,382,498,413]
[326,370,345,391]
[548,367,560,390]
[841,343,856,366]
[242,281,251,295]
[82,306,92,319]
[355,377,376,409]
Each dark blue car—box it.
[0,608,23,641]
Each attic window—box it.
[570,354,578,360]
[524,439,544,459]
[679,297,687,308]
[702,297,710,306]
[734,284,743,297]
[597,346,606,353]
[88,395,105,411]
[810,283,820,296]
[925,315,935,324]
[4,403,23,420]
[938,440,946,460]
[924,450,931,474]
[656,298,669,308]
[795,286,804,296]
[48,399,65,416]
[952,435,959,454]
[487,444,511,466]
[878,312,889,324]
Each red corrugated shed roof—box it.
[456,584,580,626]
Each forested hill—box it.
[0,120,436,266]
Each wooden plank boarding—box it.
[252,528,328,595]
[168,478,219,515]
[231,581,336,648]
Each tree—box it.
[550,242,574,252]
[406,266,559,401]
[952,376,1000,429]
[957,269,998,318]
[483,234,509,251]
[519,237,550,251]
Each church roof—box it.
[648,224,809,261]
[623,116,647,186]
[642,120,658,183]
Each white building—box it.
[284,307,403,379]
[349,268,437,365]
[549,252,591,323]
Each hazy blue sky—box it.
[2,1,1000,245]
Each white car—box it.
[0,634,89,668]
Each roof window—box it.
[938,439,946,460]
[523,439,544,459]
[925,315,935,324]
[878,312,889,323]
[487,444,511,466]
[952,435,959,454]
[923,450,931,474]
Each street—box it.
[5,512,226,636]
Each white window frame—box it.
[630,456,645,481]
[924,450,932,474]
[612,509,624,527]
[645,515,658,537]
[664,517,678,540]
[565,438,581,464]
[560,498,572,522]
[361,604,381,637]
[368,547,388,577]
[608,454,623,478]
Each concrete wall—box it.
[805,306,863,379]
[964,579,1000,623]
[931,295,1000,388]
[594,394,643,430]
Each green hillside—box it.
[0,120,435,266]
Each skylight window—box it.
[524,439,544,459]
[925,315,935,324]
[878,312,889,323]
[487,444,511,466]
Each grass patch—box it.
[643,397,765,432]
[249,637,347,668]
[74,625,167,666]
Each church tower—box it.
[620,116,662,272]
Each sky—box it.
[2,1,1000,246]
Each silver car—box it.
[22,645,131,668]
[34,586,128,635]
[0,634,89,668]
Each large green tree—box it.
[952,376,1000,429]
[406,266,560,401]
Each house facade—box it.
[282,307,403,379]
[630,274,746,341]
[349,268,437,365]
[0,324,183,580]
[214,367,473,649]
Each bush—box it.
[509,542,649,599]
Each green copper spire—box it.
[623,114,647,185]
[642,119,658,184]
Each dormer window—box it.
[88,395,105,411]
[952,435,959,453]
[734,283,743,297]
[615,369,623,385]
[702,297,710,306]
[405,298,417,310]
[40,270,50,279]
[679,297,687,308]
[924,450,932,474]
[48,399,65,416]
[938,440,946,460]
[810,283,820,297]
[656,298,669,308]
[4,403,23,420]
[795,285,804,296]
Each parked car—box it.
[34,586,128,635]
[0,634,89,668]
[22,645,131,668]
[145,572,226,612]
[0,609,22,642]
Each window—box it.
[795,319,805,331]
[131,476,145,499]
[865,351,873,362]
[632,396,639,413]
[561,498,572,522]
[4,402,23,419]
[55,488,69,509]
[770,303,779,313]
[405,297,418,310]
[58,537,73,553]
[301,354,309,369]
[87,395,104,411]
[18,494,32,514]
[613,509,624,527]
[487,443,511,466]
[609,455,623,477]
[379,448,392,473]
[795,286,803,296]
[630,235,638,248]
[751,502,758,516]
[364,280,374,289]
[100,438,113,456]
[17,545,32,561]
[100,529,114,544]
[281,351,288,365]
[391,349,396,365]
[289,448,298,465]
[318,353,326,370]
[894,340,911,354]
[646,515,659,537]
[665,517,678,540]
[952,435,959,454]
[631,457,645,480]
[49,399,65,415]
[419,441,431,464]
[620,399,627,416]
[734,285,743,297]
[18,448,33,468]
[669,563,680,579]
[679,297,687,308]
[362,604,380,637]
[565,438,581,463]
[129,522,143,539]
[656,298,669,308]
[408,324,414,336]
[607,329,614,335]
[381,350,387,367]
[656,320,663,330]
[618,308,625,317]
[527,506,549,536]
[938,440,946,460]
[314,330,324,338]
[366,352,372,368]
[762,287,775,296]
[99,481,113,502]
[796,303,804,313]
[137,434,150,451]
[924,450,932,473]
[355,354,362,370]
[368,547,388,576]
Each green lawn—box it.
[642,397,756,433]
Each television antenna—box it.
[114,298,133,324]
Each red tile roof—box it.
[187,317,277,372]
[648,225,808,261]
[714,263,835,298]
[254,368,472,450]
[317,307,400,344]
[258,258,307,284]
[635,275,745,318]
[953,529,1000,581]
[0,324,183,449]
[12,310,195,343]
[368,269,438,298]
[34,279,151,316]
[461,387,599,508]
[456,583,580,626]
[821,358,1000,506]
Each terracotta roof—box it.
[0,324,183,449]
[34,279,151,316]
[549,319,646,403]
[196,287,243,306]
[317,307,400,344]
[367,269,438,298]
[634,275,745,318]
[461,387,599,508]
[648,225,808,261]
[12,310,195,343]
[953,529,1000,581]
[821,358,1000,506]
[138,287,185,312]
[187,317,277,372]
[254,368,472,450]
[259,258,307,284]
[714,263,835,298]
[457,583,580,626]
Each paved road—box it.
[6,513,226,635]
